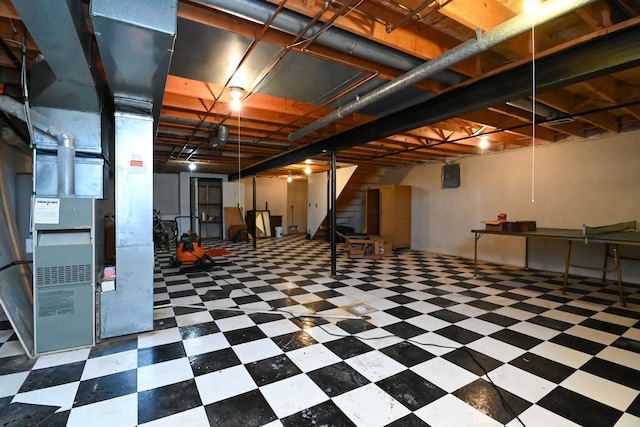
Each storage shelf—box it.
[196,179,222,239]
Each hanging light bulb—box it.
[478,135,489,150]
[523,0,539,14]
[189,161,196,171]
[305,166,312,175]
[287,175,292,183]
[229,86,244,111]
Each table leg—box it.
[602,243,610,281]
[563,240,572,294]
[474,232,479,278]
[613,245,626,307]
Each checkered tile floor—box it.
[2,234,640,426]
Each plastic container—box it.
[275,226,283,238]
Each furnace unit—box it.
[33,197,95,355]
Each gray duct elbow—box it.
[57,133,75,198]
[0,95,76,196]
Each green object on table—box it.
[582,220,636,235]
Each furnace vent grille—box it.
[36,264,92,286]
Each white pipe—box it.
[288,0,598,141]
[0,95,75,197]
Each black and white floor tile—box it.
[1,234,640,426]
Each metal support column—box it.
[101,112,155,338]
[330,150,337,276]
[253,175,257,249]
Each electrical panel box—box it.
[442,164,461,188]
[33,197,95,355]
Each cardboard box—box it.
[483,220,536,232]
[101,266,116,292]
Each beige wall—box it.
[244,176,289,232]
[287,179,307,234]
[384,131,640,283]
[242,176,309,235]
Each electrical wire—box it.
[531,11,536,204]
[237,107,241,207]
[20,32,37,241]
[0,260,32,273]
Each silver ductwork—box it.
[11,0,100,112]
[12,0,107,199]
[0,96,75,197]
[211,125,229,148]
[288,0,599,141]
[90,0,177,127]
[190,0,465,86]
[90,0,177,339]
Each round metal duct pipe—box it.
[0,95,75,197]
[190,0,465,86]
[288,0,599,141]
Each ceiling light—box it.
[478,136,489,150]
[305,166,311,175]
[287,175,292,183]
[189,161,196,171]
[229,86,244,98]
[229,86,244,111]
[305,159,311,164]
[523,0,539,14]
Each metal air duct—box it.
[211,125,229,148]
[0,96,75,197]
[11,0,100,112]
[90,0,177,128]
[190,0,465,86]
[90,0,177,339]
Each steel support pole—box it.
[253,175,257,249]
[331,150,337,276]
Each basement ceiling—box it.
[1,0,639,179]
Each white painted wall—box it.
[153,173,180,218]
[384,131,640,283]
[223,181,244,210]
[307,172,328,238]
[245,176,288,215]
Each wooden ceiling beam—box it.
[581,76,640,120]
[0,0,19,19]
[460,110,556,142]
[537,90,619,133]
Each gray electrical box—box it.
[33,198,95,355]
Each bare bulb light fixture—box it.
[229,86,244,111]
[189,161,196,171]
[478,136,489,150]
[523,0,539,14]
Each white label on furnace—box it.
[34,198,60,224]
